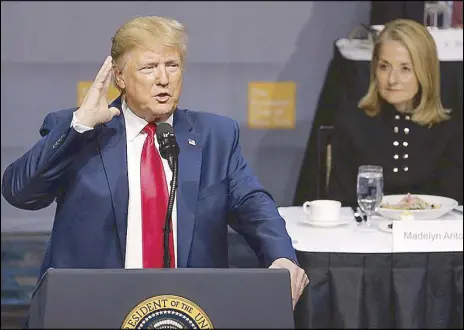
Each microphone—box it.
[156,123,180,172]
[155,123,179,268]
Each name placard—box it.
[393,220,463,253]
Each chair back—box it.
[316,125,334,199]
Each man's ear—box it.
[113,66,125,90]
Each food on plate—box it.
[380,193,441,210]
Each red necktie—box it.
[141,123,175,268]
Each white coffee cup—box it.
[302,200,341,222]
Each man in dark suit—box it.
[370,1,425,26]
[1,16,308,307]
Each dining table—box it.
[278,205,463,329]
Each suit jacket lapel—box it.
[174,110,202,268]
[97,96,129,264]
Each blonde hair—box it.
[359,19,450,126]
[111,16,188,71]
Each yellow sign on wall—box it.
[77,81,120,107]
[248,81,296,129]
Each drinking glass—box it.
[356,165,384,228]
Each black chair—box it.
[316,125,334,199]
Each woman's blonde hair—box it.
[111,16,188,71]
[359,19,450,126]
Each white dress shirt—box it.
[71,101,178,268]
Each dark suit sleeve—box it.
[435,120,463,204]
[328,111,358,206]
[1,111,95,210]
[226,120,297,267]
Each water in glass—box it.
[357,172,383,214]
[356,166,384,229]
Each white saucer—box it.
[378,222,393,234]
[299,218,351,228]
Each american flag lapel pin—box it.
[188,139,196,146]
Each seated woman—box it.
[328,18,463,206]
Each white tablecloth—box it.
[278,206,463,254]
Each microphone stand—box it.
[163,158,178,268]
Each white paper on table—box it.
[393,220,463,253]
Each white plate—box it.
[377,194,458,220]
[299,218,351,228]
[378,222,392,234]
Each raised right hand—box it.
[74,56,121,128]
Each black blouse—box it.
[328,102,463,205]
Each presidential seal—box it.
[121,295,214,329]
